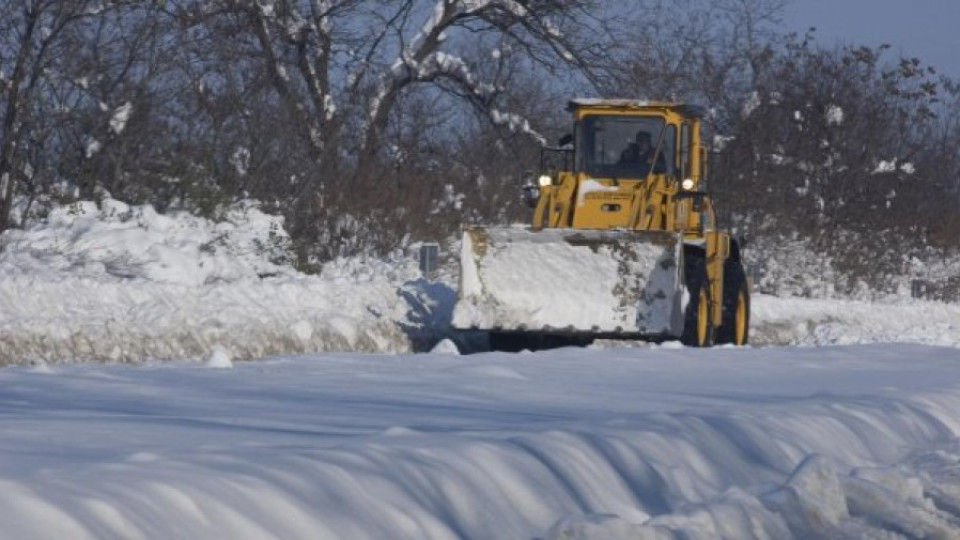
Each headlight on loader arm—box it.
[538,174,553,187]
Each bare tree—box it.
[0,0,105,230]
[157,0,607,260]
[171,0,602,171]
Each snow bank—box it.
[0,198,293,284]
[751,293,960,348]
[1,198,958,366]
[4,345,960,538]
[0,199,443,364]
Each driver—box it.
[618,131,665,173]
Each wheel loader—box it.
[452,99,750,349]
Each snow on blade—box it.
[453,227,683,336]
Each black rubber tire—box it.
[681,254,714,347]
[716,259,751,346]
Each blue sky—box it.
[783,0,960,77]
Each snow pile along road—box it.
[0,199,449,365]
[1,198,959,365]
[3,344,960,538]
[751,294,960,348]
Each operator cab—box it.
[564,99,705,185]
[527,99,708,232]
[576,114,675,179]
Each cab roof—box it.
[568,98,706,119]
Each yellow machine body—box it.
[453,99,746,344]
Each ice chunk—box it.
[206,345,233,369]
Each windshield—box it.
[576,115,674,179]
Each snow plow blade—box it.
[452,227,685,338]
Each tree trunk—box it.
[0,7,38,232]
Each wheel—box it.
[681,254,714,347]
[716,259,750,346]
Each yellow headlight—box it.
[538,174,553,187]
[681,178,696,191]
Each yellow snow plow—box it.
[452,100,750,349]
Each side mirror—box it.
[558,133,573,148]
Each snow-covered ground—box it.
[4,345,960,539]
[4,199,960,538]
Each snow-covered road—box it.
[4,344,960,538]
